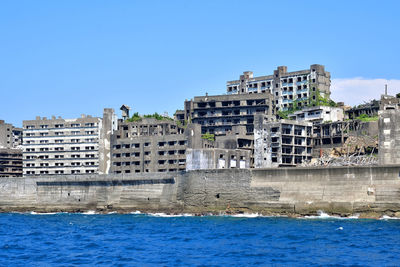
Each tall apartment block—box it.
[226,64,331,111]
[111,118,205,174]
[183,92,274,136]
[22,109,117,176]
[0,120,23,177]
[254,114,313,168]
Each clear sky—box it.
[1,0,400,127]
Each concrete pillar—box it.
[99,108,117,174]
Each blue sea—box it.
[0,212,399,266]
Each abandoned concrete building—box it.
[345,100,380,120]
[312,120,378,157]
[186,148,250,170]
[0,120,23,177]
[110,118,207,173]
[380,93,400,111]
[254,115,313,168]
[22,109,117,176]
[226,64,331,111]
[183,92,274,136]
[0,120,22,149]
[0,148,23,177]
[288,106,344,123]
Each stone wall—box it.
[1,166,400,216]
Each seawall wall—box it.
[1,166,400,216]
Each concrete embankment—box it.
[1,166,400,217]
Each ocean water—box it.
[1,212,400,266]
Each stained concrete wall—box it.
[1,166,400,216]
[379,110,400,165]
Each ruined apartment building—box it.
[22,109,117,176]
[312,120,378,150]
[0,148,23,177]
[0,120,23,177]
[182,92,273,136]
[226,64,331,111]
[111,118,205,174]
[0,120,22,149]
[288,106,344,124]
[254,115,313,168]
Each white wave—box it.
[107,211,117,214]
[82,210,97,215]
[380,215,400,220]
[147,213,193,217]
[130,211,142,214]
[336,226,344,230]
[304,211,336,219]
[227,213,263,218]
[29,211,58,215]
[303,211,359,220]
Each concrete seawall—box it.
[1,166,400,216]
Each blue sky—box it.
[1,0,400,126]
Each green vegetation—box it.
[277,86,337,120]
[201,133,215,141]
[308,89,337,107]
[126,112,173,122]
[126,112,142,122]
[355,114,379,122]
[143,112,173,121]
[176,119,188,128]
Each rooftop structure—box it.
[226,64,331,111]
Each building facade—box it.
[0,149,23,177]
[22,109,117,176]
[184,92,273,136]
[226,64,331,111]
[378,109,400,165]
[0,120,23,177]
[110,118,205,174]
[254,115,313,168]
[0,120,22,149]
[288,106,344,123]
[186,148,251,170]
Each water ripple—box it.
[0,213,399,266]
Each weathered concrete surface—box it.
[1,166,400,216]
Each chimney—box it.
[385,84,388,95]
